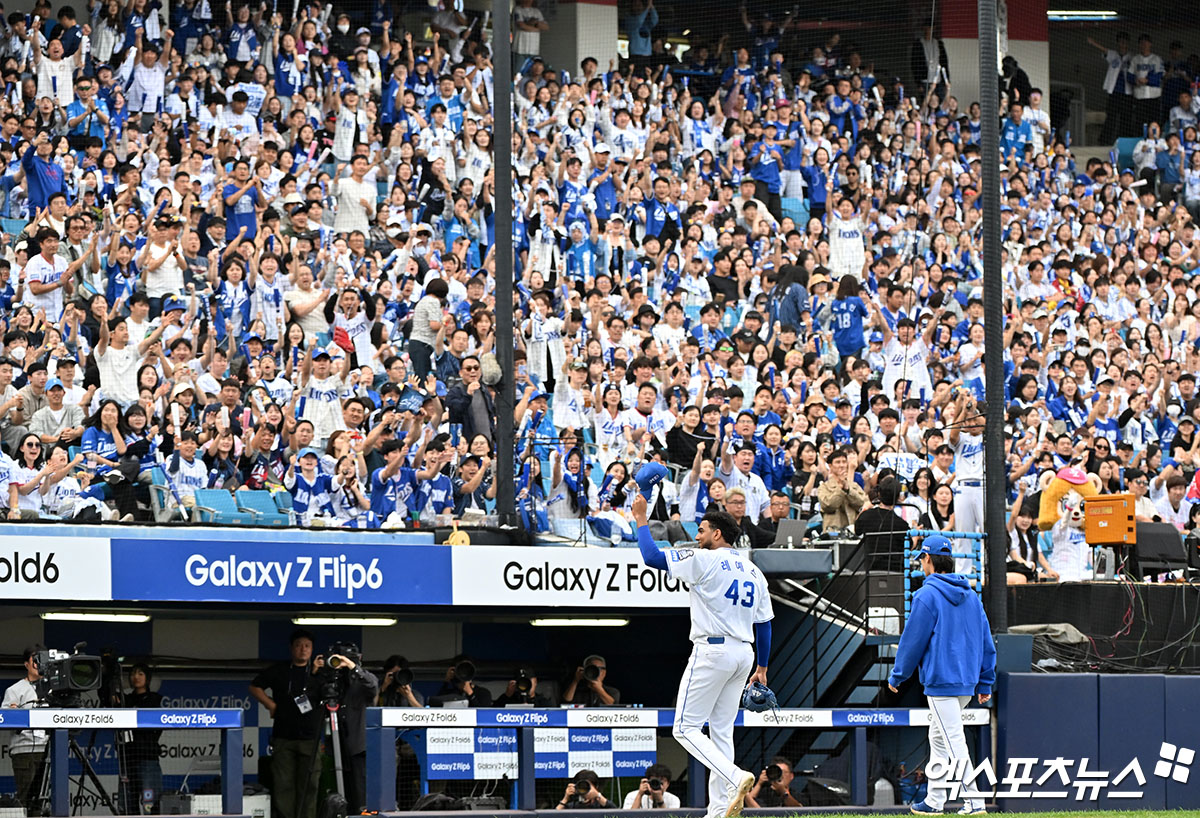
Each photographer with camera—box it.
[622,764,679,809]
[376,656,423,810]
[561,655,619,706]
[3,646,47,817]
[249,629,323,818]
[745,757,802,808]
[120,663,165,814]
[435,655,492,707]
[377,655,423,708]
[311,643,379,816]
[494,668,547,707]
[555,769,615,810]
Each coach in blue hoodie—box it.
[888,535,996,816]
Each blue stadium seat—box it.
[681,521,699,539]
[236,491,292,526]
[1114,137,1139,173]
[192,489,258,525]
[149,466,185,523]
[781,196,810,226]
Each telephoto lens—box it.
[575,780,591,795]
[394,666,414,686]
[648,778,662,791]
[583,664,601,682]
[766,764,783,783]
[455,659,476,681]
[515,669,533,693]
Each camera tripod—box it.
[295,702,348,818]
[30,730,121,817]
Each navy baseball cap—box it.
[919,535,953,556]
[635,462,668,500]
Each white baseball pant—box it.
[925,695,986,812]
[953,481,985,574]
[672,639,753,817]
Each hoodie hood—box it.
[924,572,972,606]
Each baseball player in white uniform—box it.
[632,494,773,818]
[947,393,985,573]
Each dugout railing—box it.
[0,708,244,817]
[364,706,992,811]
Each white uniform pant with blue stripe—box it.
[925,695,985,811]
[953,482,984,574]
[672,640,753,816]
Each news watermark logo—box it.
[928,742,1195,801]
[1155,742,1194,784]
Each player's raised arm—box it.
[631,494,667,570]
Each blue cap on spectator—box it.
[919,535,953,556]
[163,297,185,313]
[635,462,668,500]
[44,377,63,391]
[869,331,884,343]
[298,447,321,460]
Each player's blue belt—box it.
[959,479,983,487]
[705,637,725,644]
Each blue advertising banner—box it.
[0,708,241,730]
[110,539,453,604]
[422,727,657,780]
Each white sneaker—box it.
[725,771,755,817]
[958,807,987,815]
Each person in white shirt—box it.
[825,187,868,280]
[1156,474,1192,530]
[127,27,174,130]
[512,0,549,63]
[332,155,376,236]
[619,382,676,461]
[3,646,49,817]
[947,392,986,573]
[331,87,370,163]
[622,764,682,810]
[1025,89,1052,154]
[30,19,82,108]
[718,444,770,520]
[23,226,71,321]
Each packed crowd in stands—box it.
[0,0,1197,580]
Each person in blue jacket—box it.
[888,535,995,816]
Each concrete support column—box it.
[538,0,618,79]
[940,0,1049,109]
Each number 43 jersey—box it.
[664,547,773,643]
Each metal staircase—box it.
[734,533,909,775]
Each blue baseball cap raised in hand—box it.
[635,462,668,500]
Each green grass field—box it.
[813,813,1200,817]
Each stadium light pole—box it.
[979,0,1008,630]
[492,0,518,528]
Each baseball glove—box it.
[741,681,778,713]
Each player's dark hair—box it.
[930,554,955,574]
[702,509,741,547]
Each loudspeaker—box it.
[1132,522,1187,576]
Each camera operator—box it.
[561,655,619,706]
[3,646,47,817]
[745,756,803,808]
[120,663,164,814]
[376,656,422,810]
[435,655,492,706]
[312,644,379,816]
[494,668,549,706]
[622,764,680,809]
[555,769,614,810]
[377,655,423,707]
[248,629,323,818]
